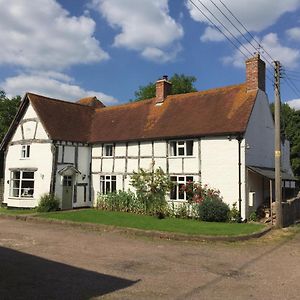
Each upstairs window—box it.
[104,144,114,157]
[100,175,116,194]
[21,145,30,159]
[170,140,193,157]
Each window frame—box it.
[21,145,30,159]
[9,170,35,198]
[169,140,194,157]
[100,175,117,195]
[103,144,114,157]
[170,175,194,201]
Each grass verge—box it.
[39,209,265,236]
[0,207,37,215]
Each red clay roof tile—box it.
[26,83,257,143]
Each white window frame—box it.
[103,144,114,157]
[170,175,194,201]
[100,175,117,194]
[169,140,194,157]
[21,145,30,159]
[9,170,35,198]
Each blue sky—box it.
[0,0,300,108]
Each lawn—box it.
[0,207,37,215]
[39,209,265,236]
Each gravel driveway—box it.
[0,217,299,299]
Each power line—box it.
[217,0,276,64]
[188,0,249,60]
[196,0,254,57]
[188,0,274,85]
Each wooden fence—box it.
[282,197,300,227]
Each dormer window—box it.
[170,140,193,157]
[104,144,114,157]
[21,145,30,159]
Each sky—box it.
[0,0,300,108]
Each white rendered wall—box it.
[201,137,247,218]
[245,90,274,168]
[4,103,52,208]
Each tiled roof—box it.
[26,83,257,143]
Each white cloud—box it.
[200,27,225,42]
[287,99,300,110]
[0,0,109,70]
[0,72,117,104]
[186,0,300,41]
[90,0,183,62]
[222,33,300,69]
[286,27,300,41]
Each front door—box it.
[62,175,73,210]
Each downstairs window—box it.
[10,171,35,198]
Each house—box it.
[0,54,296,219]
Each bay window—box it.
[10,171,35,198]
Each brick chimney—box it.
[155,75,172,104]
[245,54,266,92]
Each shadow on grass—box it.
[0,246,138,299]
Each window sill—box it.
[20,158,30,160]
[8,197,35,200]
[169,156,195,159]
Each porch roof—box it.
[247,166,296,181]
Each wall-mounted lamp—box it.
[82,174,86,180]
[227,135,232,141]
[40,174,44,179]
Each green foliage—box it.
[130,167,172,216]
[133,73,197,101]
[270,103,300,178]
[0,90,21,142]
[37,194,60,212]
[249,211,258,222]
[97,190,145,214]
[197,197,230,222]
[228,202,240,223]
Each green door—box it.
[62,176,73,210]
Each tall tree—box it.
[270,103,300,178]
[0,91,21,177]
[134,73,197,101]
[0,90,21,142]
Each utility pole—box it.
[274,61,283,228]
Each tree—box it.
[134,73,197,101]
[270,103,300,178]
[0,90,21,142]
[0,91,21,178]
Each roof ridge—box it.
[27,92,95,109]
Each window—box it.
[170,176,193,201]
[104,144,114,156]
[10,171,35,198]
[170,140,193,156]
[63,176,72,187]
[21,145,30,158]
[100,175,116,194]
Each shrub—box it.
[130,167,172,215]
[96,190,145,214]
[175,203,190,219]
[249,211,258,222]
[37,194,60,212]
[228,202,240,223]
[197,197,230,222]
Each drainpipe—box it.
[237,135,243,222]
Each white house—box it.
[0,55,295,219]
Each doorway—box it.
[62,175,73,210]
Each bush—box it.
[197,198,230,222]
[130,167,172,215]
[37,194,60,212]
[249,211,258,222]
[97,190,145,214]
[228,202,240,223]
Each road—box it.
[0,217,299,299]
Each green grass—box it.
[39,209,265,236]
[0,207,37,215]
